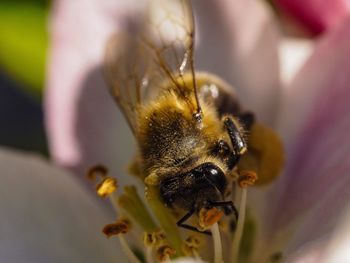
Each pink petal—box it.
[46,0,281,179]
[276,0,350,35]
[286,206,350,262]
[268,16,350,253]
[194,0,281,124]
[0,147,123,262]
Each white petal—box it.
[194,0,281,124]
[320,204,350,262]
[0,147,124,262]
[45,0,138,183]
[279,37,314,87]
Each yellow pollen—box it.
[96,177,118,198]
[237,122,284,186]
[237,170,258,188]
[103,218,131,238]
[87,165,118,198]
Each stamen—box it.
[102,218,131,238]
[156,245,176,262]
[152,230,167,247]
[87,165,117,198]
[87,164,108,180]
[199,207,224,230]
[143,230,167,248]
[237,170,257,188]
[145,247,153,263]
[118,186,158,232]
[108,192,120,213]
[183,236,201,259]
[143,232,155,263]
[231,187,247,263]
[211,223,224,263]
[118,235,143,263]
[102,218,142,263]
[144,231,174,263]
[144,232,154,247]
[96,177,117,198]
[146,186,184,256]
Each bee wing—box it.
[145,0,202,117]
[104,0,201,134]
[104,33,150,134]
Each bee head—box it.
[160,162,228,211]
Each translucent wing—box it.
[104,0,202,134]
[145,0,202,116]
[104,33,148,134]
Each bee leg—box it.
[177,208,211,236]
[223,116,247,156]
[209,201,238,220]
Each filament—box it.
[231,187,248,263]
[211,222,224,263]
[164,255,173,263]
[193,250,201,260]
[118,236,142,263]
[145,247,153,263]
[109,192,120,213]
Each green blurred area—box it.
[0,0,50,98]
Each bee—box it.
[103,0,262,234]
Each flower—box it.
[43,0,350,262]
[274,0,350,36]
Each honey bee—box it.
[103,0,262,234]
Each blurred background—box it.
[0,0,49,155]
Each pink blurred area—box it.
[276,0,350,35]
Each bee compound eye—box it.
[192,163,227,194]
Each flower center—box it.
[89,165,262,262]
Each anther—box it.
[96,177,117,198]
[143,230,167,248]
[87,165,118,198]
[156,245,176,262]
[87,164,108,180]
[182,236,200,257]
[199,207,224,230]
[103,218,131,238]
[143,232,154,247]
[237,170,258,188]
